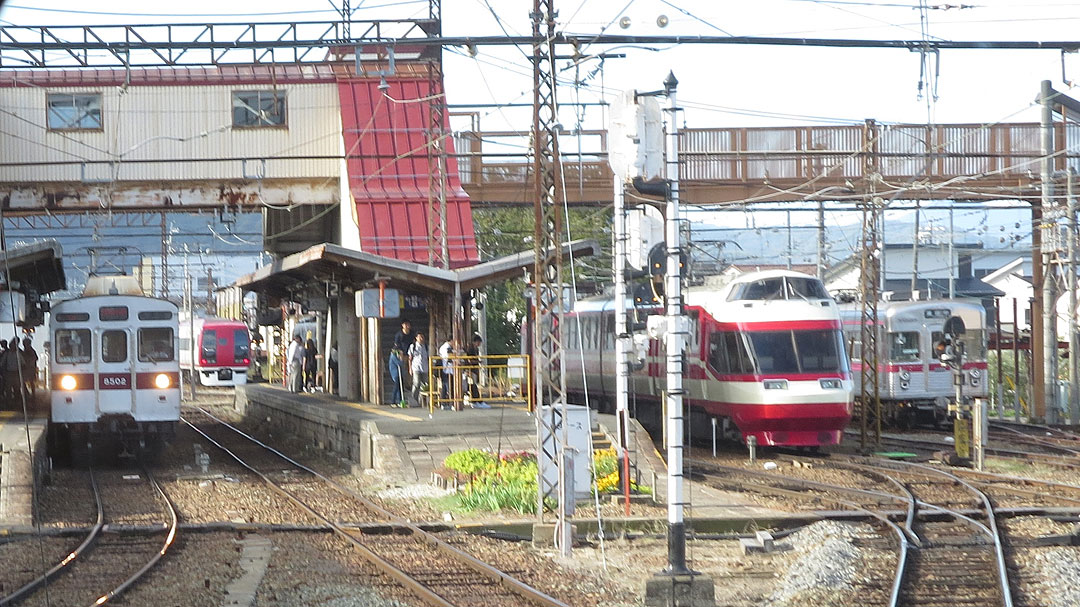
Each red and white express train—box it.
[50,275,181,452]
[564,270,854,447]
[178,315,251,387]
[838,299,988,425]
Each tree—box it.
[472,206,612,355]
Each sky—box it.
[1,0,1077,270]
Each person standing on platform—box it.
[328,342,338,394]
[465,334,488,408]
[388,347,406,407]
[407,333,428,407]
[393,320,415,391]
[21,337,37,398]
[303,338,317,392]
[438,338,456,408]
[3,338,21,405]
[287,336,304,393]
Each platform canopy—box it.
[230,240,600,300]
[0,240,65,295]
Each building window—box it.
[232,90,286,127]
[46,93,102,130]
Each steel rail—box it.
[845,457,1016,607]
[183,408,568,607]
[88,466,179,606]
[688,459,909,607]
[0,467,105,606]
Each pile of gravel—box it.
[1023,547,1080,607]
[376,484,453,500]
[768,521,866,606]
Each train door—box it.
[97,324,134,414]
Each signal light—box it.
[243,358,250,365]
[60,375,77,391]
[154,373,171,389]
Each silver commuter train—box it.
[838,299,988,425]
[50,275,180,454]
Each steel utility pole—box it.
[426,0,449,271]
[1035,80,1053,421]
[530,0,572,557]
[1069,168,1079,426]
[859,119,882,450]
[613,177,632,515]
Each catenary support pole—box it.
[1069,168,1078,425]
[817,199,825,279]
[613,178,632,515]
[662,71,690,575]
[1040,80,1056,422]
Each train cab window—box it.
[201,329,218,363]
[931,331,944,360]
[746,332,799,374]
[794,330,842,372]
[101,330,127,363]
[965,330,987,359]
[786,277,829,300]
[234,329,250,361]
[55,329,91,364]
[888,331,920,362]
[139,328,174,362]
[734,278,784,301]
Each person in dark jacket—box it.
[388,347,405,407]
[21,337,38,398]
[303,338,318,392]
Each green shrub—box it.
[444,448,496,477]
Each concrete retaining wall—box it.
[234,387,378,471]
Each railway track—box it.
[690,455,1016,607]
[182,405,569,607]
[6,466,177,607]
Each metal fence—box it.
[426,354,533,414]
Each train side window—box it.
[707,333,728,373]
[55,329,91,364]
[139,328,175,362]
[101,330,127,363]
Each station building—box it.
[0,51,593,405]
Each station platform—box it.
[234,385,783,520]
[0,411,48,529]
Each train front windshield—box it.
[744,330,848,374]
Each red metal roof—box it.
[339,77,478,268]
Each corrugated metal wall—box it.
[0,83,341,182]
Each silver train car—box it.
[50,275,180,455]
[838,299,988,425]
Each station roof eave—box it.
[231,243,458,300]
[1,240,65,295]
[230,239,601,299]
[455,239,601,292]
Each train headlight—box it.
[763,379,788,390]
[59,375,77,391]
[154,373,171,389]
[900,380,910,390]
[819,378,842,390]
[899,370,911,381]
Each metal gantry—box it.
[0,20,435,68]
[530,0,572,556]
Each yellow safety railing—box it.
[426,354,532,415]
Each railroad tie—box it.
[222,534,274,606]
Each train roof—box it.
[571,270,841,323]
